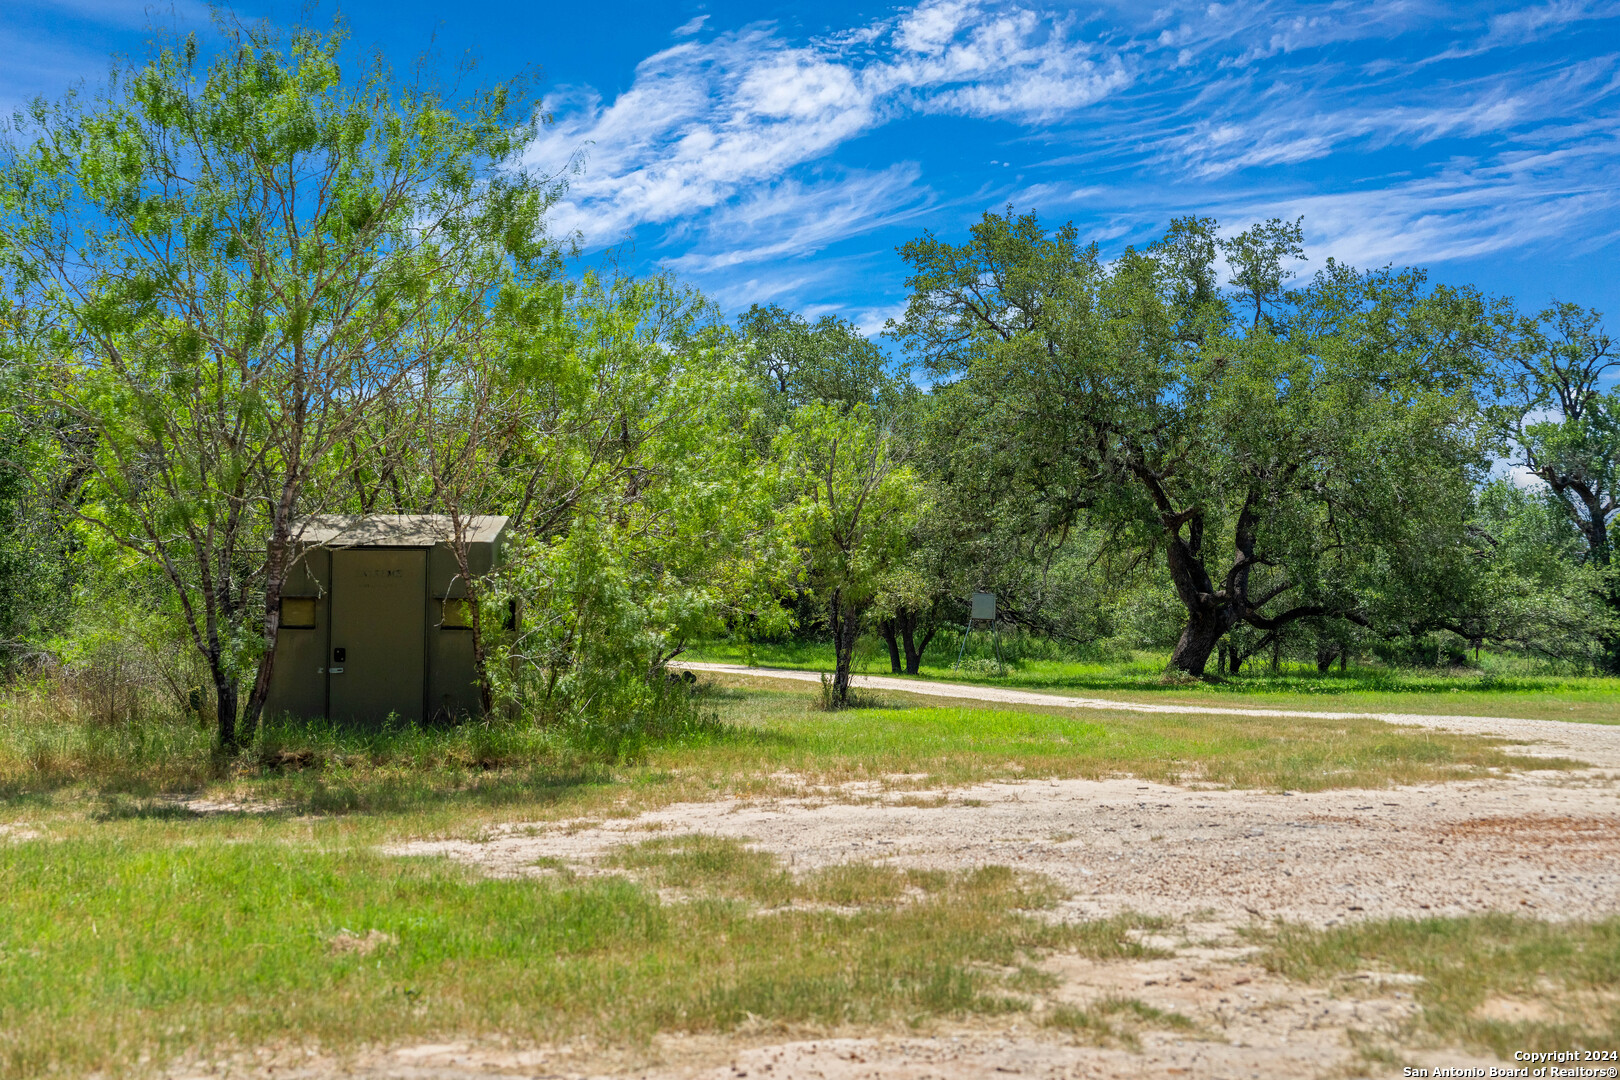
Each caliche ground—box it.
[377,688,1620,1080]
[4,670,1619,1080]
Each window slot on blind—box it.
[439,598,474,629]
[280,597,317,629]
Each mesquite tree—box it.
[777,401,920,703]
[892,210,1499,675]
[0,19,557,745]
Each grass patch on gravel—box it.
[0,822,1156,1079]
[1248,914,1620,1059]
[1044,996,1199,1050]
[603,835,1075,914]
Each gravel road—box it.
[672,661,1620,769]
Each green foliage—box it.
[892,208,1509,675]
[1500,300,1620,666]
[777,403,920,612]
[0,16,562,742]
[0,347,76,669]
[456,273,786,743]
[777,401,923,701]
[737,303,904,418]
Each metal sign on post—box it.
[955,590,1005,674]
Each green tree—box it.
[872,550,947,674]
[1501,302,1620,667]
[777,402,920,703]
[892,209,1500,676]
[738,304,902,417]
[474,273,786,725]
[1425,480,1614,663]
[738,302,913,642]
[0,19,557,744]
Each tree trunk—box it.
[243,539,290,736]
[1163,512,1239,676]
[879,618,902,674]
[1316,645,1337,674]
[1168,610,1229,675]
[213,668,239,750]
[901,611,936,675]
[243,478,303,737]
[831,594,861,705]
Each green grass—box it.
[604,835,1075,912]
[1044,995,1199,1050]
[0,676,1602,1076]
[0,818,1162,1078]
[688,681,1566,793]
[0,677,1575,830]
[684,639,1620,724]
[1250,914,1620,1060]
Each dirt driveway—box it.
[396,772,1620,928]
[211,675,1620,1080]
[376,772,1618,1080]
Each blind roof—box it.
[291,514,509,548]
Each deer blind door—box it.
[329,548,426,724]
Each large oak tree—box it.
[892,210,1501,675]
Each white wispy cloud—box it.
[522,0,1620,319]
[1223,139,1620,271]
[528,0,1129,257]
[1171,60,1620,179]
[1482,0,1620,48]
[672,14,709,37]
[669,164,933,273]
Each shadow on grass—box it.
[3,706,801,818]
[273,764,622,816]
[92,797,210,821]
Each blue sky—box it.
[4,0,1618,332]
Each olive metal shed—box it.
[265,515,510,724]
